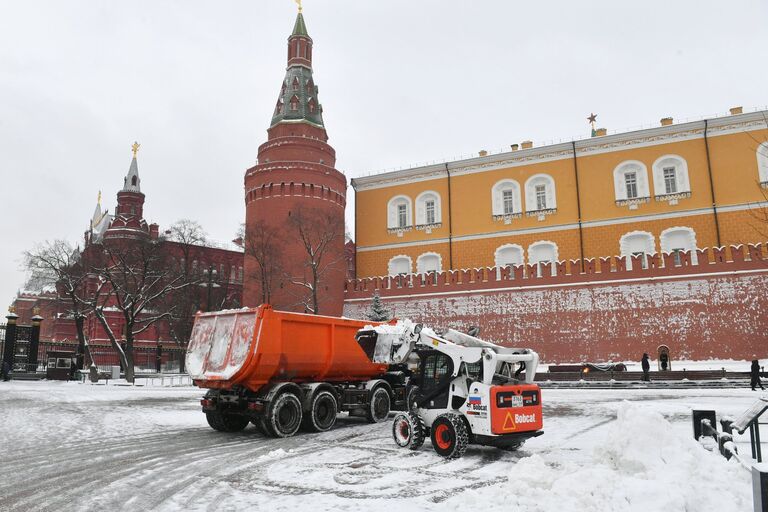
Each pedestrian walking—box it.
[641,353,650,382]
[751,359,765,391]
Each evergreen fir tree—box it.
[366,291,390,321]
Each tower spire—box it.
[123,142,141,192]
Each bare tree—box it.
[286,207,345,315]
[23,240,94,369]
[86,239,193,383]
[243,221,283,306]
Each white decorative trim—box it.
[387,254,413,276]
[524,173,557,212]
[652,154,690,197]
[387,195,413,230]
[351,111,768,192]
[613,160,650,203]
[355,200,768,252]
[758,142,768,184]
[491,179,522,217]
[414,190,442,226]
[619,231,656,270]
[416,251,442,274]
[494,243,524,267]
[660,226,699,264]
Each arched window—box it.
[524,174,556,215]
[491,179,522,220]
[416,252,442,274]
[619,231,656,270]
[660,227,698,265]
[415,191,441,228]
[289,95,299,111]
[308,98,316,114]
[306,79,314,94]
[494,244,524,267]
[292,77,300,91]
[757,142,768,187]
[388,255,412,276]
[652,155,691,201]
[528,241,558,276]
[614,161,650,207]
[275,100,283,115]
[387,195,413,232]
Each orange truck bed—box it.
[186,305,388,392]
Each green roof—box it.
[292,13,308,37]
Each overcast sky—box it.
[1,0,766,309]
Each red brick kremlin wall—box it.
[343,244,768,362]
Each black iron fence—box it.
[1,319,187,377]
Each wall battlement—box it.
[345,243,768,301]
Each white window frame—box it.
[387,255,412,276]
[613,161,650,205]
[619,231,656,270]
[624,172,638,199]
[652,155,690,200]
[415,191,442,227]
[757,142,768,186]
[524,174,556,214]
[527,240,558,277]
[491,179,522,218]
[494,243,524,268]
[416,252,442,274]
[660,226,698,265]
[387,195,413,230]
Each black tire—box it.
[205,411,249,432]
[366,386,391,423]
[266,391,303,438]
[392,411,426,450]
[430,413,469,459]
[406,385,421,410]
[302,390,338,432]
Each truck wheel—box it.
[366,387,391,423]
[303,390,338,432]
[392,411,426,450]
[430,414,469,459]
[266,392,303,438]
[206,411,249,432]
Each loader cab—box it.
[413,350,454,409]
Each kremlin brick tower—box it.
[243,9,347,315]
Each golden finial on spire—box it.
[8,305,16,315]
[294,0,302,13]
[131,141,141,158]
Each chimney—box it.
[521,140,533,149]
[660,117,674,126]
[510,144,519,151]
[729,106,743,115]
[595,128,607,136]
[149,223,159,240]
[478,150,488,157]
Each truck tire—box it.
[366,386,391,423]
[206,411,249,433]
[430,413,469,459]
[266,391,303,438]
[392,411,426,450]
[302,390,338,432]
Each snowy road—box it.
[0,381,762,511]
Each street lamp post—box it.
[199,266,221,312]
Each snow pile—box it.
[458,402,752,511]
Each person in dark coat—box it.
[751,360,765,391]
[641,353,650,382]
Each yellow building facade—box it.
[352,109,768,278]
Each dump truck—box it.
[188,305,544,456]
[186,305,406,437]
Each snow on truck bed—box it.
[1,381,761,511]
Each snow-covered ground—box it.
[0,381,764,512]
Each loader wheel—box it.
[406,385,421,410]
[430,414,469,459]
[366,387,391,423]
[266,392,303,438]
[302,390,338,432]
[392,411,426,450]
[206,411,249,433]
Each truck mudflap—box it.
[489,384,543,435]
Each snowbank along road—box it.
[0,381,761,512]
